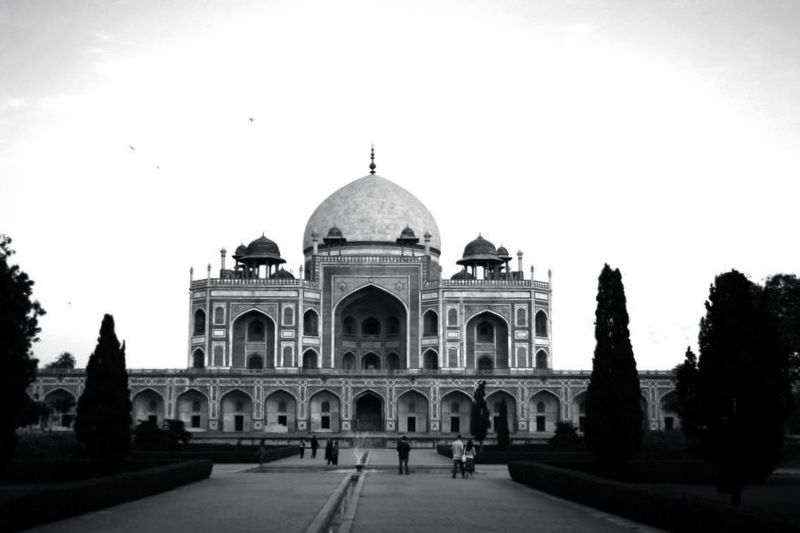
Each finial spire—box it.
[369,144,376,174]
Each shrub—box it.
[1,460,213,530]
[508,461,800,532]
[549,421,582,451]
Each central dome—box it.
[303,174,441,253]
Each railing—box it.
[425,279,546,289]
[317,255,426,264]
[191,278,320,289]
[35,367,675,380]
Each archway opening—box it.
[355,393,383,432]
[423,350,438,370]
[177,390,208,430]
[466,311,509,370]
[335,285,407,368]
[232,310,275,369]
[303,350,318,369]
[397,391,428,433]
[362,353,380,370]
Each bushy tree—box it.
[0,235,45,470]
[692,271,793,505]
[470,380,490,450]
[496,401,510,449]
[549,421,581,450]
[763,274,800,380]
[585,264,643,464]
[46,352,76,369]
[74,315,132,462]
[674,346,701,440]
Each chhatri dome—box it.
[303,150,441,254]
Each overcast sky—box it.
[2,0,799,371]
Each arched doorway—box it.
[176,389,208,431]
[132,389,164,426]
[466,311,509,370]
[43,389,76,429]
[441,391,472,434]
[397,391,428,433]
[232,310,276,369]
[220,390,252,432]
[335,286,407,368]
[529,391,560,433]
[487,391,516,434]
[362,353,380,370]
[355,392,383,431]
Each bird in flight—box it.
[129,145,136,150]
[248,117,255,122]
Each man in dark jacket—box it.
[310,435,319,458]
[397,435,411,475]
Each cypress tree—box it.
[74,315,132,463]
[0,236,45,470]
[470,380,490,450]
[695,271,793,505]
[674,346,701,441]
[585,264,643,464]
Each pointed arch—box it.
[193,308,206,335]
[423,309,438,336]
[396,389,429,433]
[132,388,165,426]
[422,349,438,370]
[441,390,473,434]
[265,388,298,432]
[231,308,276,369]
[192,348,205,369]
[535,310,548,337]
[219,388,253,432]
[303,348,319,369]
[177,388,209,430]
[529,390,560,433]
[535,349,549,370]
[303,309,319,336]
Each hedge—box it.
[1,460,213,531]
[436,444,591,465]
[130,444,297,463]
[508,461,800,533]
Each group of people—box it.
[294,435,339,464]
[394,434,476,478]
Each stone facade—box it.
[30,164,679,438]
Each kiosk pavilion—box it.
[32,154,677,441]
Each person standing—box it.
[325,439,333,465]
[396,435,411,475]
[332,440,339,465]
[310,435,319,458]
[299,438,306,459]
[464,439,476,478]
[451,434,465,479]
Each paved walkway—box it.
[26,450,663,533]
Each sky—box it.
[1,0,799,371]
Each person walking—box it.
[257,442,267,467]
[325,439,333,465]
[451,434,465,478]
[464,439,476,478]
[298,438,306,459]
[332,440,339,465]
[310,435,319,458]
[396,435,411,475]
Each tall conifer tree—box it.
[585,264,643,464]
[694,271,792,504]
[674,346,701,440]
[0,236,45,469]
[74,315,132,462]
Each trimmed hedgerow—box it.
[1,460,213,531]
[131,444,297,463]
[436,444,591,465]
[508,461,800,533]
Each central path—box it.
[26,449,662,533]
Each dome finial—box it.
[369,144,376,175]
